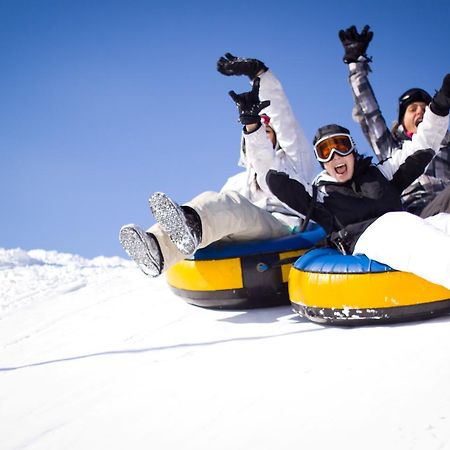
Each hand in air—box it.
[217,52,268,80]
[228,77,270,125]
[338,25,373,64]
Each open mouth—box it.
[334,163,347,175]
[415,118,423,127]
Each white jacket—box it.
[220,70,316,228]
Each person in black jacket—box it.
[266,92,450,289]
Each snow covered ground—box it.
[1,247,450,450]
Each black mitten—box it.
[338,25,373,64]
[430,74,450,117]
[217,52,268,80]
[228,77,270,125]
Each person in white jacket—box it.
[119,54,316,277]
[338,25,450,217]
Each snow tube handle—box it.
[256,256,299,272]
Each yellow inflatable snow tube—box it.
[289,248,450,325]
[166,225,325,309]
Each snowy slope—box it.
[1,247,450,450]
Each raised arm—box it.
[227,77,278,193]
[227,76,313,196]
[257,70,314,182]
[218,53,315,184]
[339,25,399,160]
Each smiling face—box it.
[402,101,427,134]
[323,152,355,183]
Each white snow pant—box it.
[353,211,450,289]
[148,191,291,272]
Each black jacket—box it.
[266,152,434,253]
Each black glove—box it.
[217,52,268,80]
[430,74,450,117]
[228,77,270,125]
[338,25,373,64]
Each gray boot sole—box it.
[149,192,198,256]
[119,224,162,277]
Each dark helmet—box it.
[398,88,432,125]
[313,124,356,167]
[313,124,351,145]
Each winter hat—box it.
[313,124,351,146]
[260,113,271,125]
[397,88,432,125]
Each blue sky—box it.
[2,0,449,258]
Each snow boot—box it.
[119,224,163,277]
[149,192,202,256]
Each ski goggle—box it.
[314,133,355,163]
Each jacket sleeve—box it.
[377,108,449,189]
[348,60,398,160]
[242,125,298,193]
[266,169,335,232]
[265,169,313,217]
[257,70,316,185]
